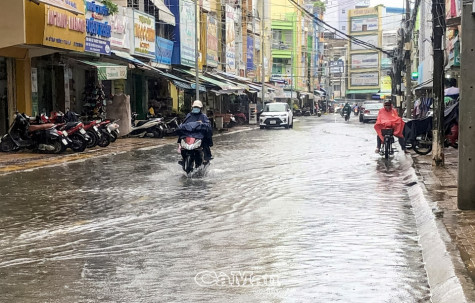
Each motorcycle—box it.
[161,117,180,136]
[0,112,69,153]
[379,128,395,159]
[130,113,163,138]
[178,137,207,174]
[406,102,459,155]
[40,112,89,152]
[233,111,247,125]
[343,109,351,121]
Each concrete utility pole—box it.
[195,0,199,100]
[458,1,475,209]
[261,0,266,109]
[431,0,445,167]
[405,0,413,118]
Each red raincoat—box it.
[374,106,405,141]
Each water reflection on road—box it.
[0,115,430,302]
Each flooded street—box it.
[0,114,430,302]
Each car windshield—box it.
[265,103,287,112]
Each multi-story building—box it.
[323,0,369,38]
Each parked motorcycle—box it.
[0,113,68,153]
[130,113,163,138]
[40,112,89,152]
[233,111,247,125]
[405,102,459,155]
[161,117,179,136]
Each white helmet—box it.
[192,100,203,108]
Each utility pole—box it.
[261,0,266,109]
[458,1,475,209]
[432,0,445,167]
[195,0,199,100]
[405,0,413,118]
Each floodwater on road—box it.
[0,114,430,302]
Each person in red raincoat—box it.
[374,100,408,153]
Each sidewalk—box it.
[411,149,475,301]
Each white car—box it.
[259,102,293,129]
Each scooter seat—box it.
[29,123,55,132]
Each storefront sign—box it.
[380,75,391,93]
[133,10,156,58]
[155,36,173,65]
[110,6,130,50]
[98,65,127,81]
[246,36,254,71]
[350,35,379,50]
[85,1,111,55]
[351,53,379,69]
[225,5,236,74]
[44,4,86,51]
[351,17,378,33]
[350,72,379,87]
[206,15,218,67]
[330,60,344,74]
[179,0,196,66]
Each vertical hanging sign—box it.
[225,5,236,74]
[133,10,156,58]
[85,1,111,55]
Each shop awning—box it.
[179,69,241,90]
[150,0,176,26]
[206,73,249,91]
[111,51,190,83]
[346,89,380,94]
[36,0,84,15]
[76,60,127,80]
[172,80,206,92]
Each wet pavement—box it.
[0,115,432,302]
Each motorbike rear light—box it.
[185,137,196,145]
[57,131,63,136]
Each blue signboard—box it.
[155,36,174,65]
[85,1,111,55]
[246,36,254,71]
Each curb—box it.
[406,160,472,303]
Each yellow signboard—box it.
[381,75,392,93]
[43,3,86,51]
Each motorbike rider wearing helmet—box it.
[177,100,213,162]
[374,100,408,154]
[342,102,352,117]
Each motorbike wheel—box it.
[413,132,432,155]
[183,155,193,174]
[0,136,16,152]
[152,129,164,138]
[110,130,119,142]
[384,141,390,160]
[345,115,349,121]
[97,134,110,148]
[86,130,99,148]
[52,140,63,154]
[70,134,87,152]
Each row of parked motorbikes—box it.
[0,111,120,153]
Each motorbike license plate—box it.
[62,139,68,145]
[80,128,86,134]
[93,126,98,131]
[270,120,276,124]
[107,128,111,133]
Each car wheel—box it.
[290,119,293,128]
